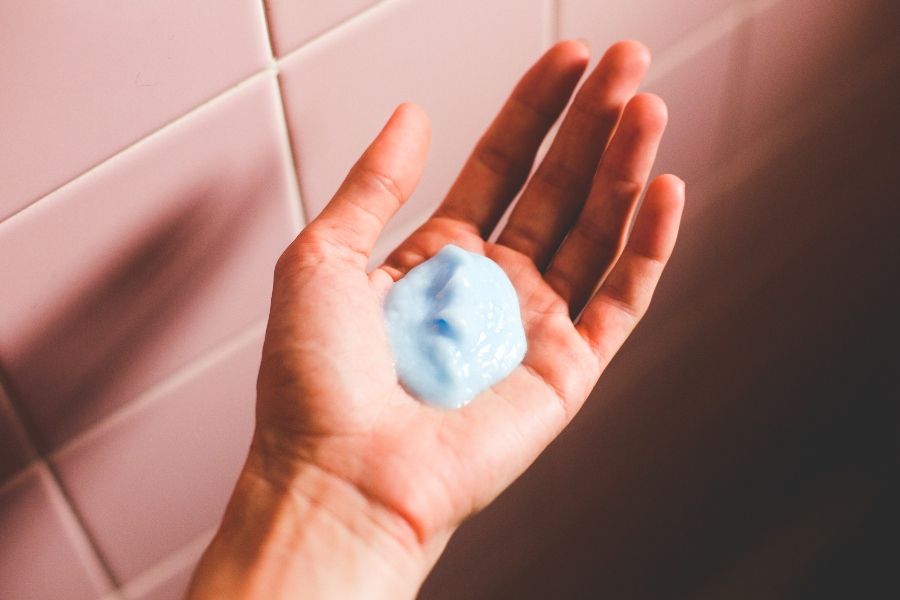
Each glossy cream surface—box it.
[383,245,527,408]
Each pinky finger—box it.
[576,174,685,366]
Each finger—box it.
[307,103,430,264]
[544,93,668,316]
[577,174,684,365]
[429,40,590,237]
[497,40,651,268]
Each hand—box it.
[189,40,684,599]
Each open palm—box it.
[253,40,684,564]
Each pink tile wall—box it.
[52,330,263,581]
[736,0,896,143]
[2,0,896,598]
[559,0,732,61]
[0,386,34,485]
[0,465,110,600]
[644,31,737,185]
[0,0,270,220]
[127,560,203,600]
[265,0,382,56]
[278,0,546,260]
[0,75,298,451]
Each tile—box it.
[0,75,299,451]
[279,0,545,262]
[643,28,737,185]
[265,0,382,56]
[559,0,732,61]
[52,330,263,582]
[0,0,270,221]
[122,531,213,600]
[0,385,34,483]
[0,464,111,600]
[126,561,199,600]
[737,0,895,143]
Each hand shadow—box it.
[1,172,278,453]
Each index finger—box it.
[305,103,431,266]
[431,40,590,237]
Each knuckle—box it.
[509,92,558,123]
[474,141,531,180]
[572,100,619,133]
[535,159,590,195]
[608,177,644,201]
[601,282,646,322]
[502,222,545,259]
[356,165,404,208]
[273,230,332,280]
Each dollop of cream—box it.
[383,244,527,408]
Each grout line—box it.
[0,378,37,476]
[552,0,561,43]
[0,70,274,227]
[30,318,268,596]
[0,0,403,232]
[273,0,401,69]
[0,377,122,589]
[541,0,558,47]
[261,2,408,229]
[0,455,122,589]
[0,456,38,496]
[0,373,45,488]
[272,80,307,229]
[117,527,217,599]
[255,0,307,228]
[258,0,277,58]
[53,319,268,461]
[40,461,124,595]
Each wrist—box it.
[188,437,432,599]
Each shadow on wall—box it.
[0,178,274,454]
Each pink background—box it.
[1,1,898,598]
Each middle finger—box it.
[497,40,650,269]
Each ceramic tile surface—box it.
[0,76,299,451]
[53,331,263,582]
[0,465,110,600]
[644,30,736,185]
[279,0,545,262]
[0,386,33,483]
[126,560,201,600]
[559,0,731,62]
[265,0,382,56]
[738,0,892,141]
[0,0,270,221]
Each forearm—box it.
[186,445,431,599]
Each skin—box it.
[188,39,684,599]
